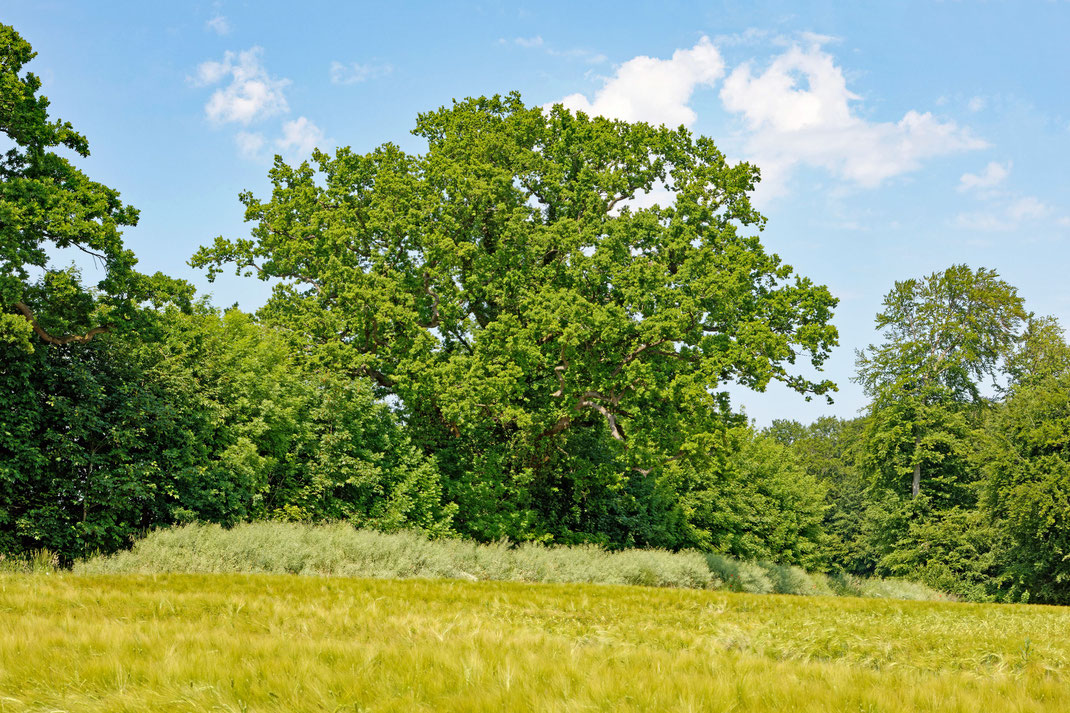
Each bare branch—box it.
[73,243,108,262]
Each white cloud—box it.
[720,40,987,190]
[514,36,543,48]
[1008,196,1051,221]
[275,117,326,160]
[329,60,393,85]
[546,47,607,64]
[193,58,231,85]
[196,47,290,125]
[194,48,333,161]
[955,196,1053,232]
[235,131,265,159]
[721,45,856,133]
[206,15,230,35]
[954,212,1015,232]
[967,96,986,112]
[557,36,725,127]
[552,36,985,202]
[958,161,1010,192]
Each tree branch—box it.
[359,364,396,389]
[609,338,669,380]
[244,258,324,294]
[13,301,112,345]
[633,451,684,476]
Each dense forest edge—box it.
[2,24,1067,605]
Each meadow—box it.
[0,571,1066,712]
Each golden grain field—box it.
[0,573,1066,712]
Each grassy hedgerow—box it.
[76,522,944,600]
[0,572,1066,712]
[0,549,58,574]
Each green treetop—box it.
[0,24,185,349]
[194,93,839,541]
[854,265,1026,500]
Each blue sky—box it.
[8,1,1070,425]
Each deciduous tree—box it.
[854,265,1026,499]
[194,93,839,543]
[0,23,182,349]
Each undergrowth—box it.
[76,522,947,600]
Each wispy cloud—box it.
[193,48,330,160]
[275,117,328,161]
[205,15,230,35]
[954,160,1064,232]
[329,60,393,85]
[958,161,1010,193]
[953,212,1016,232]
[955,196,1054,232]
[502,35,606,64]
[1008,196,1051,221]
[194,47,289,125]
[235,131,265,159]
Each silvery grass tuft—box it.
[77,522,947,601]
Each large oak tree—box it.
[194,93,839,542]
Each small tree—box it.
[854,265,1026,499]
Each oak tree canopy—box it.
[194,93,839,540]
[1,24,185,350]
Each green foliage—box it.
[979,367,1070,604]
[1004,315,1070,390]
[0,301,454,561]
[687,428,828,568]
[0,24,187,348]
[870,499,1000,601]
[767,417,869,572]
[0,291,211,559]
[855,265,1026,499]
[192,92,838,545]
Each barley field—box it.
[0,572,1066,712]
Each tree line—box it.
[1,25,1066,603]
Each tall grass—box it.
[0,572,1065,712]
[0,548,58,574]
[77,522,945,600]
